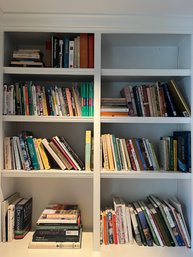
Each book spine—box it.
[80,33,88,68]
[41,138,66,170]
[52,137,80,170]
[36,138,51,170]
[26,136,40,170]
[85,130,91,171]
[60,136,84,170]
[88,34,94,68]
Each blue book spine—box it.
[162,83,177,117]
[137,210,153,246]
[63,36,69,68]
[135,138,147,170]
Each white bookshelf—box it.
[0,13,193,257]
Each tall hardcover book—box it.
[41,138,67,170]
[88,34,94,68]
[173,131,191,172]
[133,201,153,246]
[85,130,92,171]
[168,79,190,117]
[51,35,59,68]
[80,33,89,68]
[14,197,32,239]
[2,192,20,242]
[26,136,40,170]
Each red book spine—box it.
[112,210,118,244]
[125,139,137,171]
[52,137,78,170]
[88,34,94,68]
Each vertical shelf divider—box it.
[93,32,101,251]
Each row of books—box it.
[120,79,191,117]
[101,134,160,171]
[51,33,94,68]
[101,131,191,172]
[10,49,44,67]
[3,82,94,116]
[159,131,191,172]
[4,131,87,171]
[29,203,82,249]
[101,195,191,247]
[2,192,32,242]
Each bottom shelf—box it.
[101,243,193,257]
[0,232,192,257]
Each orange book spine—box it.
[65,88,74,116]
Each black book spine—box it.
[60,136,84,170]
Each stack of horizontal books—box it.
[29,203,82,249]
[10,49,44,67]
[101,98,129,116]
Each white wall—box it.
[0,0,193,15]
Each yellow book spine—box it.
[105,134,115,171]
[33,138,44,170]
[42,87,48,116]
[102,134,109,170]
[85,130,91,171]
[36,138,51,170]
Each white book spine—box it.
[41,138,66,170]
[13,136,22,170]
[69,40,74,68]
[55,86,63,116]
[3,84,8,115]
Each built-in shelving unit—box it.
[0,13,193,257]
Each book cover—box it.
[148,195,175,246]
[133,201,153,246]
[173,131,191,172]
[88,34,94,68]
[29,228,82,249]
[60,136,84,170]
[7,196,23,241]
[51,35,59,68]
[26,136,40,170]
[2,192,20,242]
[49,141,72,170]
[168,79,190,117]
[41,138,66,170]
[138,200,160,246]
[4,137,12,170]
[14,197,32,234]
[128,204,142,246]
[37,203,80,225]
[149,195,178,246]
[85,130,92,171]
[162,82,177,117]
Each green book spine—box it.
[138,201,160,246]
[85,82,89,116]
[112,134,121,171]
[81,83,86,116]
[88,82,94,116]
[85,130,91,171]
[27,81,33,115]
[26,136,40,170]
[19,83,25,115]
